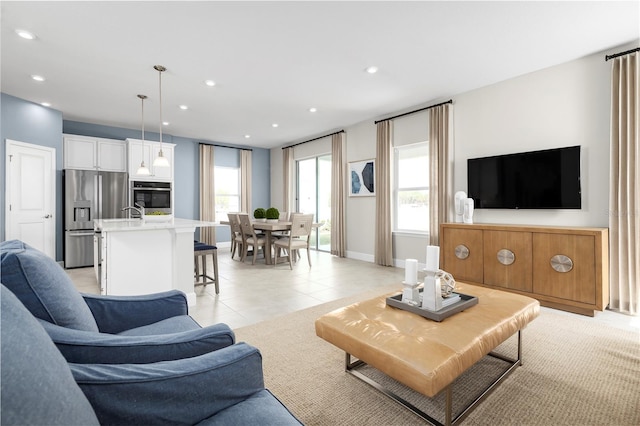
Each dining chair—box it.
[273,214,314,269]
[238,213,268,265]
[227,213,244,260]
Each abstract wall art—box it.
[349,159,375,196]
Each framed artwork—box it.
[349,159,375,196]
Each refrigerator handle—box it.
[94,174,101,220]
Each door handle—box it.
[43,214,52,219]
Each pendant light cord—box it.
[158,68,163,147]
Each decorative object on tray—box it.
[386,290,478,322]
[402,259,420,303]
[423,245,442,310]
[436,269,456,297]
[390,245,475,320]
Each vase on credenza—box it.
[463,198,474,224]
[454,191,467,223]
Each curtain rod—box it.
[199,142,252,151]
[374,99,453,124]
[605,47,640,61]
[282,130,345,150]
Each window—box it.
[214,166,240,221]
[394,142,429,233]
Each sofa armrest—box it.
[71,342,265,425]
[39,320,235,364]
[82,290,188,333]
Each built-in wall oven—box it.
[131,181,172,215]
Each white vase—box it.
[454,191,467,223]
[463,198,474,224]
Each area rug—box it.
[235,288,640,425]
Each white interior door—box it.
[5,139,56,258]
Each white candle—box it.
[426,245,440,273]
[404,258,418,284]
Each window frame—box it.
[393,141,429,235]
[213,165,240,222]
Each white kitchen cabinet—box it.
[127,138,174,181]
[63,134,126,172]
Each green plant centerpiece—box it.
[266,207,280,222]
[253,207,267,222]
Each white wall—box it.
[271,41,637,264]
[453,49,615,228]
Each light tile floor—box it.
[66,249,639,332]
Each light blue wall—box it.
[1,93,64,260]
[1,94,270,261]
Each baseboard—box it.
[346,251,374,263]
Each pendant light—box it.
[136,94,151,175]
[153,65,170,168]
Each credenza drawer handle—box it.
[550,254,573,273]
[497,249,515,265]
[455,244,470,260]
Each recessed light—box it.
[31,75,45,82]
[204,80,216,87]
[309,107,317,113]
[16,29,36,40]
[179,105,188,110]
[163,122,169,126]
[365,66,378,74]
[244,134,251,139]
[272,123,279,128]
[40,102,51,107]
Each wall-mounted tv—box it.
[467,146,581,209]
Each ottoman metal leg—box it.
[344,330,524,426]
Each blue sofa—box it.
[0,239,235,364]
[1,284,302,425]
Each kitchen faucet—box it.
[121,203,145,218]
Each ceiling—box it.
[1,1,638,149]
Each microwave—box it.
[131,181,171,214]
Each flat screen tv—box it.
[467,146,581,209]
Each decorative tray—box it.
[386,290,478,322]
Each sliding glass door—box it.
[297,155,331,252]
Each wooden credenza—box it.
[440,223,609,316]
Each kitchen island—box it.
[94,218,217,306]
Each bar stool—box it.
[194,241,219,294]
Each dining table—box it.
[220,219,319,265]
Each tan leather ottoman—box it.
[315,283,540,425]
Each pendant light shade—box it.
[153,65,170,168]
[136,94,151,176]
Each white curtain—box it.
[428,104,452,245]
[331,133,346,257]
[199,144,216,244]
[241,150,252,213]
[375,120,393,266]
[283,147,293,213]
[609,52,639,315]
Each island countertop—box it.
[95,218,218,232]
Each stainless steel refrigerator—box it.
[64,170,128,268]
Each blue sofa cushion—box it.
[71,342,269,425]
[0,240,98,332]
[197,389,303,425]
[117,314,201,336]
[40,319,236,364]
[0,284,100,426]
